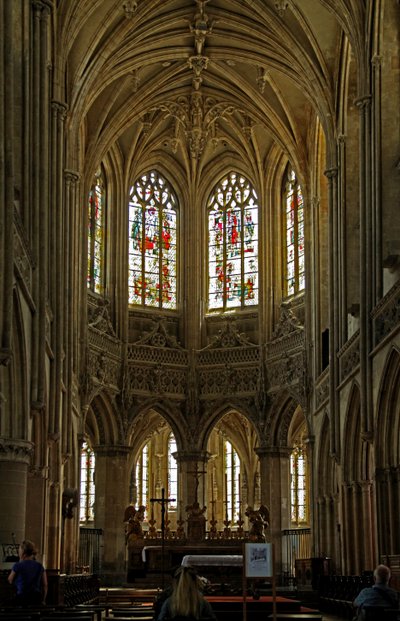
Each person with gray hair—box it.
[353,564,399,619]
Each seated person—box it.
[157,566,216,621]
[353,564,399,619]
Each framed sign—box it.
[244,542,272,578]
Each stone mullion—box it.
[356,95,373,438]
[324,167,339,457]
[63,171,79,456]
[304,434,315,554]
[1,0,15,360]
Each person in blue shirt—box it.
[353,564,399,619]
[8,540,48,607]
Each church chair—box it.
[361,607,400,621]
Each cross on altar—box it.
[150,487,175,587]
[187,462,207,503]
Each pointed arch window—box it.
[284,166,305,296]
[208,172,258,312]
[290,444,308,525]
[128,171,177,309]
[225,440,241,523]
[135,442,149,515]
[168,434,178,509]
[80,441,95,523]
[87,169,105,293]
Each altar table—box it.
[181,555,243,567]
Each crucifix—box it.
[150,487,175,587]
[187,461,207,504]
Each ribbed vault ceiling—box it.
[58,0,360,183]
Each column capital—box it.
[173,450,212,464]
[255,445,291,458]
[354,95,372,109]
[64,169,80,184]
[0,438,34,464]
[324,167,338,179]
[94,444,131,458]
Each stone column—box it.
[359,480,374,570]
[356,94,374,438]
[0,439,33,542]
[317,496,327,557]
[48,102,68,441]
[341,483,351,574]
[0,0,15,360]
[173,450,211,514]
[27,466,48,566]
[63,170,79,457]
[351,482,361,574]
[324,167,340,457]
[94,445,130,584]
[256,446,290,572]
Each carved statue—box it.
[245,504,270,541]
[124,504,146,544]
[186,500,206,541]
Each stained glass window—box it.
[208,172,258,311]
[168,434,177,509]
[290,444,308,525]
[225,440,241,523]
[128,171,177,309]
[80,441,95,523]
[285,166,305,296]
[135,443,149,515]
[87,169,105,293]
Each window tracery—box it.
[80,441,95,523]
[208,172,258,312]
[128,171,177,309]
[290,443,308,525]
[87,169,105,293]
[284,166,305,296]
[225,440,241,523]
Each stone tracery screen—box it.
[128,171,177,309]
[208,172,258,312]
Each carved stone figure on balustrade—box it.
[186,501,207,541]
[245,504,270,541]
[124,504,146,544]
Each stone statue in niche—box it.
[124,504,146,544]
[245,504,270,541]
[186,500,207,541]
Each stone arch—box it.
[86,391,121,446]
[266,390,309,448]
[374,347,400,556]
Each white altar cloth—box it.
[181,554,243,567]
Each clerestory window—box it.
[128,171,177,309]
[208,172,258,312]
[87,168,105,293]
[284,166,305,296]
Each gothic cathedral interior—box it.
[0,0,400,590]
